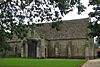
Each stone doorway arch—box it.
[96,48,100,58]
[28,40,37,58]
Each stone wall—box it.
[2,40,23,57]
[3,18,96,59]
[47,38,95,59]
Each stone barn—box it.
[8,18,96,59]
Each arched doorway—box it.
[96,48,100,58]
[28,40,37,58]
[97,51,100,58]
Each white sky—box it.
[62,0,93,20]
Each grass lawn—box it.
[0,58,86,67]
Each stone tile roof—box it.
[35,18,89,40]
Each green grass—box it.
[0,58,86,67]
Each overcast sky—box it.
[62,0,93,20]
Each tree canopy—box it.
[88,0,100,45]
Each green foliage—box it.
[88,0,100,44]
[88,21,100,37]
[88,22,100,44]
[89,0,100,5]
[52,20,63,31]
[0,0,86,23]
[0,29,11,54]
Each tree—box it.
[88,0,100,45]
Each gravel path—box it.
[81,59,100,67]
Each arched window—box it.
[15,45,17,54]
[54,42,61,56]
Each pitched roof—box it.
[35,18,89,40]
